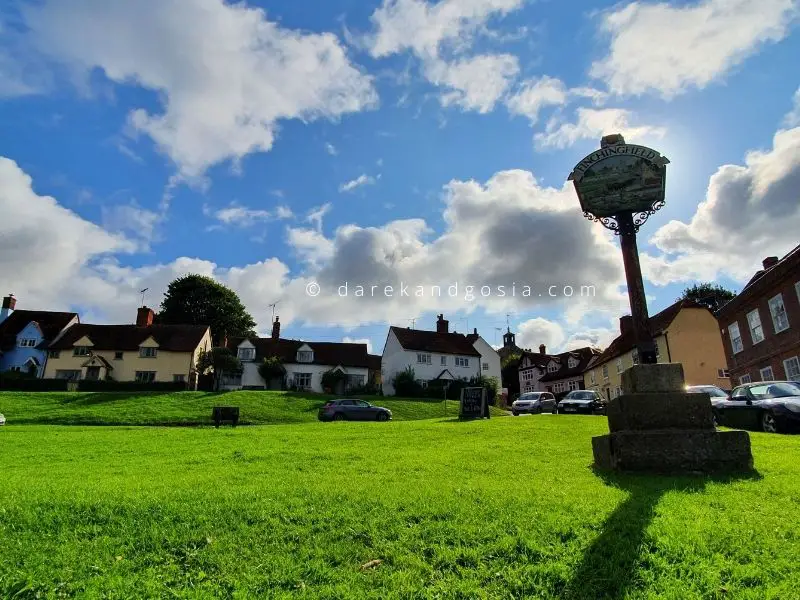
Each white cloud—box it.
[506,76,568,123]
[101,201,162,250]
[534,107,667,150]
[275,205,294,220]
[21,0,377,177]
[306,203,332,232]
[325,143,338,156]
[287,228,336,268]
[339,174,377,193]
[342,337,374,353]
[517,318,565,353]
[428,54,519,113]
[591,0,799,98]
[204,202,293,229]
[642,124,800,284]
[784,87,800,127]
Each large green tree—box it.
[157,275,256,344]
[679,283,737,313]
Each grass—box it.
[0,391,505,426]
[1,416,798,599]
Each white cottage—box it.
[381,315,501,395]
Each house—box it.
[222,316,370,393]
[0,295,79,377]
[517,344,599,395]
[381,314,499,395]
[716,246,800,385]
[43,306,211,388]
[583,299,730,400]
[367,354,382,388]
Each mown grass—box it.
[0,391,503,426]
[1,416,798,599]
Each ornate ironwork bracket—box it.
[583,199,666,235]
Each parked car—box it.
[511,392,557,415]
[556,390,606,415]
[713,381,800,433]
[686,384,730,399]
[0,413,5,426]
[318,399,392,422]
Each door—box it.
[355,400,376,420]
[721,388,756,428]
[85,366,101,381]
[543,393,556,411]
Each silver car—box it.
[512,392,557,415]
[0,413,5,426]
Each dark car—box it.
[318,399,392,422]
[714,381,800,433]
[557,390,605,415]
[511,391,557,415]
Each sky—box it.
[1,0,800,356]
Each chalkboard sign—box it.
[460,387,487,420]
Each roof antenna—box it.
[268,301,280,320]
[140,288,149,307]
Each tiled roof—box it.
[591,299,707,368]
[0,310,78,352]
[228,337,370,369]
[48,323,210,353]
[518,351,553,370]
[538,347,600,382]
[389,326,482,357]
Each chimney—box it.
[539,344,546,354]
[271,316,281,340]
[620,315,633,335]
[136,306,154,327]
[436,314,449,334]
[473,328,478,335]
[0,294,16,324]
[762,256,779,270]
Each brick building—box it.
[717,244,800,386]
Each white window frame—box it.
[717,369,730,379]
[135,371,157,383]
[768,294,790,333]
[568,357,578,369]
[296,351,313,363]
[482,362,489,371]
[18,338,36,347]
[739,374,752,384]
[728,322,743,354]
[139,347,158,358]
[747,309,764,345]
[632,348,639,365]
[568,380,579,391]
[547,362,559,373]
[48,350,60,359]
[237,347,256,361]
[455,357,469,368]
[416,353,432,365]
[73,346,90,357]
[590,370,596,385]
[294,372,312,389]
[173,374,186,383]
[759,366,775,382]
[783,356,800,382]
[602,364,609,379]
[441,356,446,366]
[616,358,622,373]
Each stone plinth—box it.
[593,363,754,474]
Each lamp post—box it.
[568,134,670,365]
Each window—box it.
[631,348,639,365]
[547,362,559,373]
[616,358,622,373]
[48,350,60,359]
[10,366,21,372]
[135,371,156,383]
[590,370,596,385]
[568,380,579,391]
[441,356,447,366]
[139,347,158,358]
[238,348,256,361]
[602,364,609,379]
[654,343,661,361]
[482,362,489,371]
[55,370,81,380]
[568,357,578,369]
[294,373,312,389]
[728,322,743,354]
[415,379,429,389]
[455,357,469,368]
[768,294,790,333]
[18,338,36,347]
[173,374,186,383]
[739,374,752,384]
[759,366,775,382]
[73,346,90,357]
[717,369,730,379]
[297,351,313,363]
[114,352,124,360]
[747,309,764,344]
[614,386,622,398]
[784,357,800,382]
[417,353,432,365]
[796,281,800,305]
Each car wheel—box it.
[711,410,720,429]
[333,413,347,422]
[376,412,389,422]
[761,411,779,433]
[512,411,518,416]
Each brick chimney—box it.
[762,256,779,270]
[136,306,154,327]
[436,314,449,334]
[620,315,633,335]
[0,294,16,324]
[271,316,281,340]
[473,328,478,335]
[539,344,546,354]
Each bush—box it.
[347,383,381,396]
[77,380,188,392]
[0,377,70,391]
[392,366,424,398]
[258,356,285,383]
[321,369,347,392]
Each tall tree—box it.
[679,283,737,313]
[196,348,243,391]
[158,275,256,344]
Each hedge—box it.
[0,377,70,391]
[0,378,187,392]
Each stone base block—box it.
[607,392,714,432]
[592,430,753,473]
[621,363,685,394]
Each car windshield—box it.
[748,382,800,399]
[565,392,594,400]
[519,393,540,400]
[687,386,728,397]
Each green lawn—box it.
[1,416,798,599]
[0,391,504,426]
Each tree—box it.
[158,275,256,344]
[679,283,737,313]
[258,356,285,388]
[197,348,243,391]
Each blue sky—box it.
[2,0,800,355]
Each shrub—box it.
[77,380,188,392]
[321,369,347,392]
[258,356,285,383]
[0,376,70,391]
[391,366,423,397]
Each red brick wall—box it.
[719,276,800,385]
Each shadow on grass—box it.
[560,468,762,600]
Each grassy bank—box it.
[0,390,505,426]
[1,417,798,598]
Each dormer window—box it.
[73,346,90,357]
[140,347,158,358]
[568,357,578,369]
[297,350,313,363]
[547,362,559,373]
[238,348,256,361]
[18,338,36,348]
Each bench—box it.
[212,406,240,428]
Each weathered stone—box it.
[621,363,685,394]
[592,430,753,473]
[607,392,714,432]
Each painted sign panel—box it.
[460,387,487,419]
[569,144,669,218]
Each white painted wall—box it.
[472,336,501,385]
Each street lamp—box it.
[568,134,670,365]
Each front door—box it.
[85,366,101,381]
